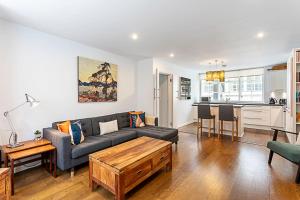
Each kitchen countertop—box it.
[192,102,285,107]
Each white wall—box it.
[0,19,137,145]
[136,58,154,115]
[154,59,199,128]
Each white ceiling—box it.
[1,0,300,71]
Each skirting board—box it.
[176,121,194,129]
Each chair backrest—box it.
[219,104,234,121]
[198,104,212,119]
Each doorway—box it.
[159,73,173,128]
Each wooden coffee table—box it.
[1,139,57,195]
[89,136,172,200]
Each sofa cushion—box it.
[71,136,112,159]
[52,118,93,137]
[116,112,130,129]
[100,130,138,146]
[267,141,300,163]
[91,114,117,135]
[122,126,178,141]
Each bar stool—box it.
[197,104,216,138]
[218,105,238,141]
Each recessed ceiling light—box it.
[256,32,264,39]
[131,33,138,40]
[169,53,174,58]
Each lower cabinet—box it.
[242,105,284,129]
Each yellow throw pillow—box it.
[57,120,71,134]
[145,116,156,126]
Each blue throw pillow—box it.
[69,121,85,145]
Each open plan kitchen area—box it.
[178,55,300,146]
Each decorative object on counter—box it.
[279,98,287,105]
[78,56,117,102]
[34,130,42,141]
[179,77,191,100]
[269,97,277,104]
[3,93,40,148]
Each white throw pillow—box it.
[99,120,118,135]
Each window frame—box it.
[199,73,264,102]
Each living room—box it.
[1,1,300,200]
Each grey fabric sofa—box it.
[43,112,178,171]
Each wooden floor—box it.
[12,128,300,200]
[179,122,287,146]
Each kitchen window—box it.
[199,68,264,102]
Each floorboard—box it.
[11,126,300,200]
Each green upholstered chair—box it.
[267,128,300,183]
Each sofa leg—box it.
[296,164,300,184]
[70,168,75,178]
[268,151,274,165]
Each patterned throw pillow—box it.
[129,111,145,128]
[69,121,85,145]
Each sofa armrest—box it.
[43,128,72,170]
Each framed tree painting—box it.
[78,56,118,102]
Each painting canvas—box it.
[78,56,117,102]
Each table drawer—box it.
[152,148,171,169]
[124,160,152,187]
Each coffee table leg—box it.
[115,174,124,200]
[10,159,14,195]
[167,147,172,171]
[89,160,96,191]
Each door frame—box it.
[158,72,174,128]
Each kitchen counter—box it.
[192,102,286,136]
[192,102,285,107]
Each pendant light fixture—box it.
[205,60,225,82]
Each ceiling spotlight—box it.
[169,53,175,58]
[256,32,264,39]
[131,33,138,40]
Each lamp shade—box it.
[206,71,213,81]
[25,93,40,107]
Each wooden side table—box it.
[0,168,11,200]
[1,139,57,195]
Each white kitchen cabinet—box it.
[242,106,270,126]
[242,105,285,129]
[270,106,285,128]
